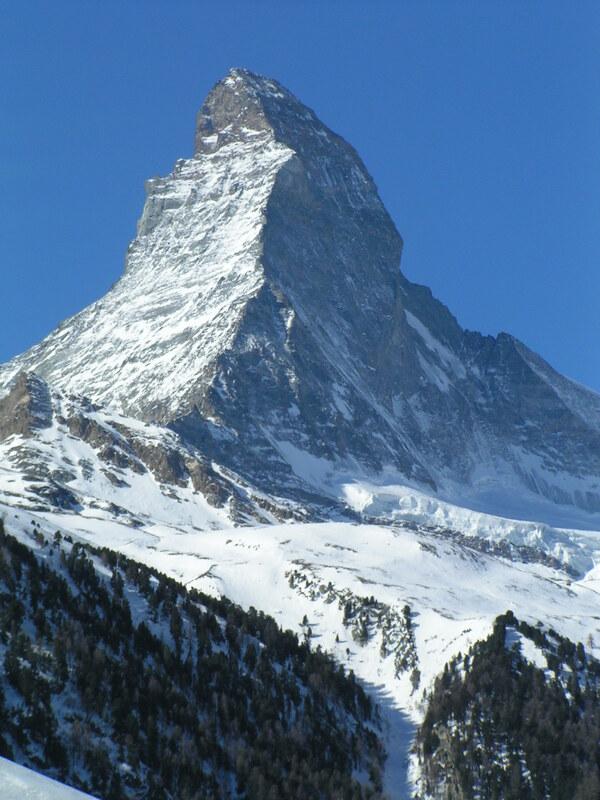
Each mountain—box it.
[2,68,600,526]
[2,68,600,799]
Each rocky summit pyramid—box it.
[2,68,600,524]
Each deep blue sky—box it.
[1,1,599,391]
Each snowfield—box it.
[0,757,96,799]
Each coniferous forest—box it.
[416,612,600,800]
[0,519,386,799]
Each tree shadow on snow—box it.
[363,680,417,800]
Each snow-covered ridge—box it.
[1,132,293,420]
[0,374,312,533]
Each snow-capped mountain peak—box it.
[2,69,600,525]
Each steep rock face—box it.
[0,372,53,440]
[2,68,600,521]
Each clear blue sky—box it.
[1,1,599,391]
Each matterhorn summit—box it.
[2,68,600,525]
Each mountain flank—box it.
[1,69,599,524]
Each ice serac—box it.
[2,68,600,523]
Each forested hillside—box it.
[0,519,386,799]
[415,612,600,800]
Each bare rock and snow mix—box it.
[2,68,600,521]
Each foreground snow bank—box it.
[0,757,96,799]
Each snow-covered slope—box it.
[4,502,600,798]
[2,372,599,579]
[0,757,95,800]
[1,133,291,421]
[1,68,600,524]
[0,372,312,528]
[0,518,386,799]
[41,516,599,699]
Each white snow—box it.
[0,134,294,421]
[339,478,600,574]
[0,399,235,533]
[505,628,548,671]
[0,757,96,800]
[274,439,334,486]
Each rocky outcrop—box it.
[0,372,52,440]
[0,372,311,525]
